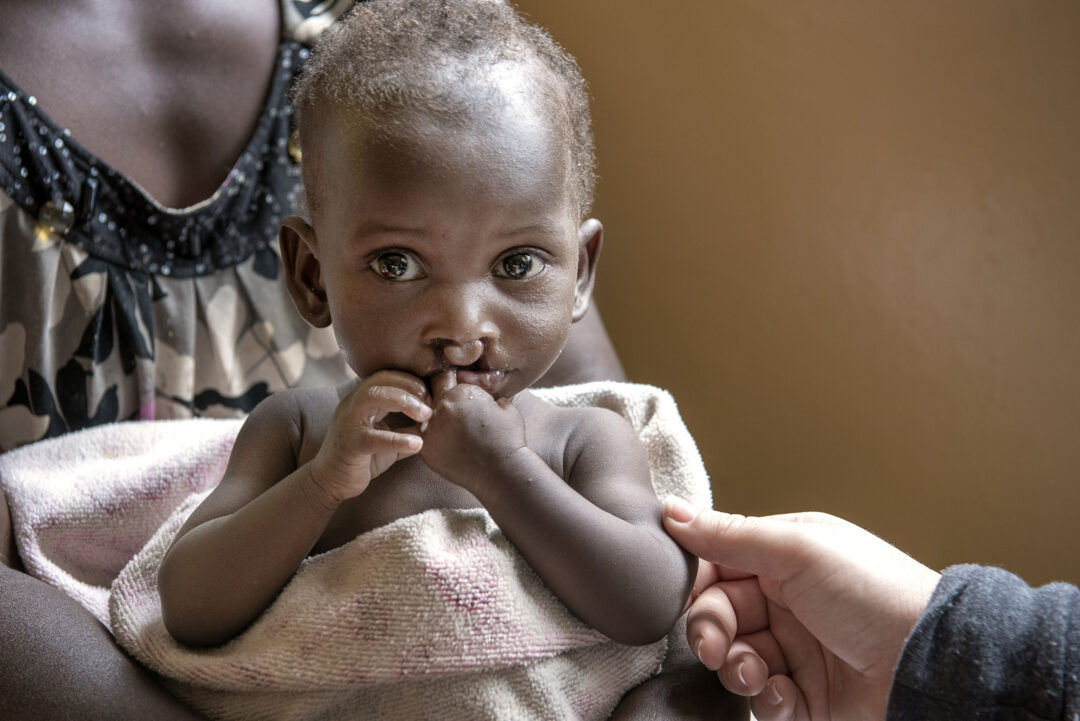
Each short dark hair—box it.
[291,0,596,217]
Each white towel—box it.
[0,416,240,623]
[2,382,712,720]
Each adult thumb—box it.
[662,497,809,580]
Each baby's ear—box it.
[279,216,331,328]
[572,218,603,322]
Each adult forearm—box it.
[158,465,338,646]
[477,448,694,645]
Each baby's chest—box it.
[312,458,480,553]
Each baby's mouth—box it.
[455,366,507,394]
[427,359,509,396]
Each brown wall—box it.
[515,0,1080,586]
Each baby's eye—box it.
[496,252,544,279]
[371,251,423,281]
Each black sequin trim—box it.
[0,42,312,278]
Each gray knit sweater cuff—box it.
[886,563,1079,721]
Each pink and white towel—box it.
[1,382,712,721]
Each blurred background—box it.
[515,0,1080,586]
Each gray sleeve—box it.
[886,564,1080,721]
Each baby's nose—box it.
[442,339,485,367]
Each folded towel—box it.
[2,382,712,720]
[0,416,240,623]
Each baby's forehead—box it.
[324,57,567,133]
[302,98,580,228]
[312,76,575,183]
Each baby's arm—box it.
[158,373,430,646]
[421,382,696,645]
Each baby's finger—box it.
[362,427,423,455]
[362,369,432,403]
[430,369,457,403]
[359,385,433,425]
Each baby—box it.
[157,0,696,713]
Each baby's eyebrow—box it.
[348,219,565,245]
[499,221,564,238]
[351,221,426,240]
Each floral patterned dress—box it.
[0,1,357,451]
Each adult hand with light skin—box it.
[662,497,942,721]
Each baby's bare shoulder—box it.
[520,391,640,459]
[261,381,351,415]
[239,384,345,448]
[530,392,632,428]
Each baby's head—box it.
[291,0,595,222]
[281,0,603,397]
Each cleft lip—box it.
[423,350,514,397]
[455,367,507,394]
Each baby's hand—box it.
[308,371,432,506]
[419,370,526,492]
